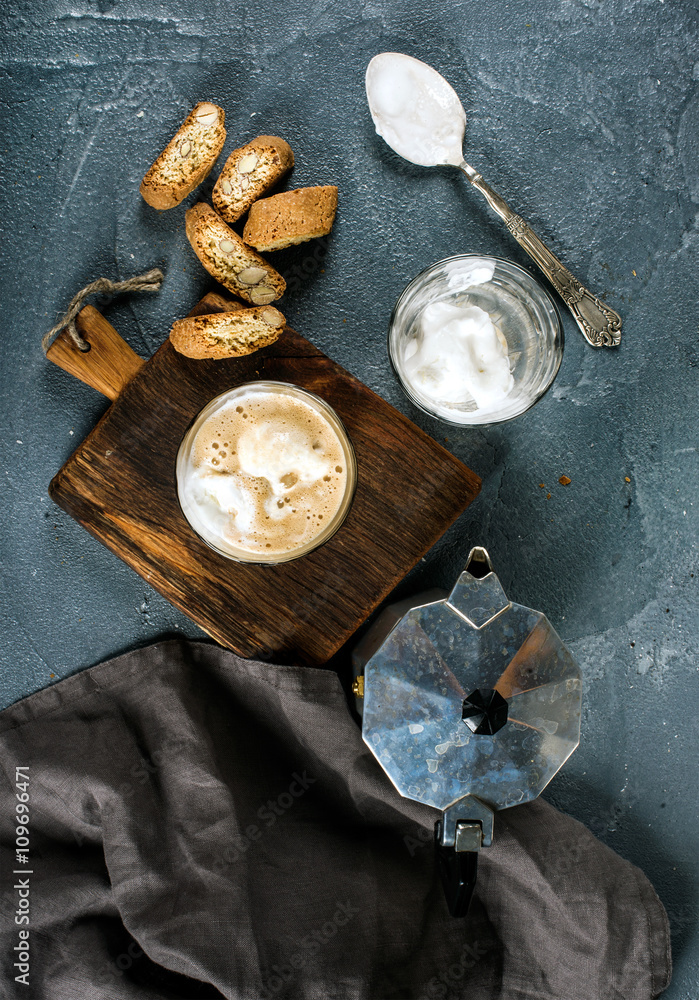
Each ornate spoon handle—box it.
[459,161,621,348]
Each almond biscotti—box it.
[140,103,226,210]
[185,203,286,304]
[169,306,286,359]
[242,185,338,251]
[212,136,294,225]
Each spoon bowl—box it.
[366,52,466,167]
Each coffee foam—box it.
[180,388,349,558]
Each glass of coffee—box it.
[176,381,356,563]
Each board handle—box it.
[46,304,145,401]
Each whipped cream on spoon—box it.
[365,52,622,348]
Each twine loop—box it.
[42,268,164,355]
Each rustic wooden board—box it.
[48,297,481,666]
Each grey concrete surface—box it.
[1,0,697,995]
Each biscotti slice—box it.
[212,136,294,224]
[140,103,226,210]
[243,185,338,251]
[169,306,286,359]
[185,203,286,304]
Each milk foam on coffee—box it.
[179,386,349,559]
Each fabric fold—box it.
[0,639,671,999]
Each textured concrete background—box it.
[1,0,697,994]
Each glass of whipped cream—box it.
[388,255,562,425]
[176,382,357,563]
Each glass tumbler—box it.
[388,255,563,425]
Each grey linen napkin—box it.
[0,639,671,1000]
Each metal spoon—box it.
[366,53,621,348]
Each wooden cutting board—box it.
[48,294,481,666]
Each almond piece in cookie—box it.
[169,306,286,359]
[140,103,226,210]
[212,135,294,224]
[242,185,338,251]
[185,202,286,304]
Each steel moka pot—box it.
[352,547,582,917]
